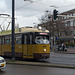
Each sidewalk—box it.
[67,48,75,53]
[6,60,75,69]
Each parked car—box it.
[0,56,6,70]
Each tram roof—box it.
[0,28,49,36]
[20,28,49,33]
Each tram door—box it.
[23,34,33,59]
[23,35,28,58]
[27,35,33,59]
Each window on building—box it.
[67,15,69,19]
[73,13,75,16]
[73,20,75,26]
[64,16,67,19]
[65,23,67,27]
[70,14,72,16]
[67,21,70,27]
[70,21,73,26]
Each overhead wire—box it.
[15,0,75,17]
[16,0,42,10]
[16,1,75,15]
[16,2,32,10]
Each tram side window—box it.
[24,35,27,44]
[5,36,10,45]
[0,38,1,45]
[30,35,32,44]
[1,37,4,45]
[15,35,22,44]
[9,36,12,44]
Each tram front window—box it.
[35,36,49,44]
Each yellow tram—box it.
[0,27,50,59]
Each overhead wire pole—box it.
[12,0,15,60]
[11,0,33,60]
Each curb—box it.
[6,60,75,69]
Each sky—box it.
[0,0,75,30]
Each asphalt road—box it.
[39,52,75,65]
[5,51,75,66]
[50,52,75,65]
[0,64,75,75]
[5,52,75,66]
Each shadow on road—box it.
[0,70,6,74]
[5,57,49,63]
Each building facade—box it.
[38,9,75,46]
[58,9,75,45]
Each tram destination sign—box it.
[40,33,48,35]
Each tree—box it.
[38,11,72,37]
[38,11,61,37]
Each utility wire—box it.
[16,1,75,10]
[16,0,42,10]
[16,2,32,10]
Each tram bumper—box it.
[33,53,50,59]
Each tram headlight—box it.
[44,49,46,52]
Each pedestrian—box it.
[62,43,65,51]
